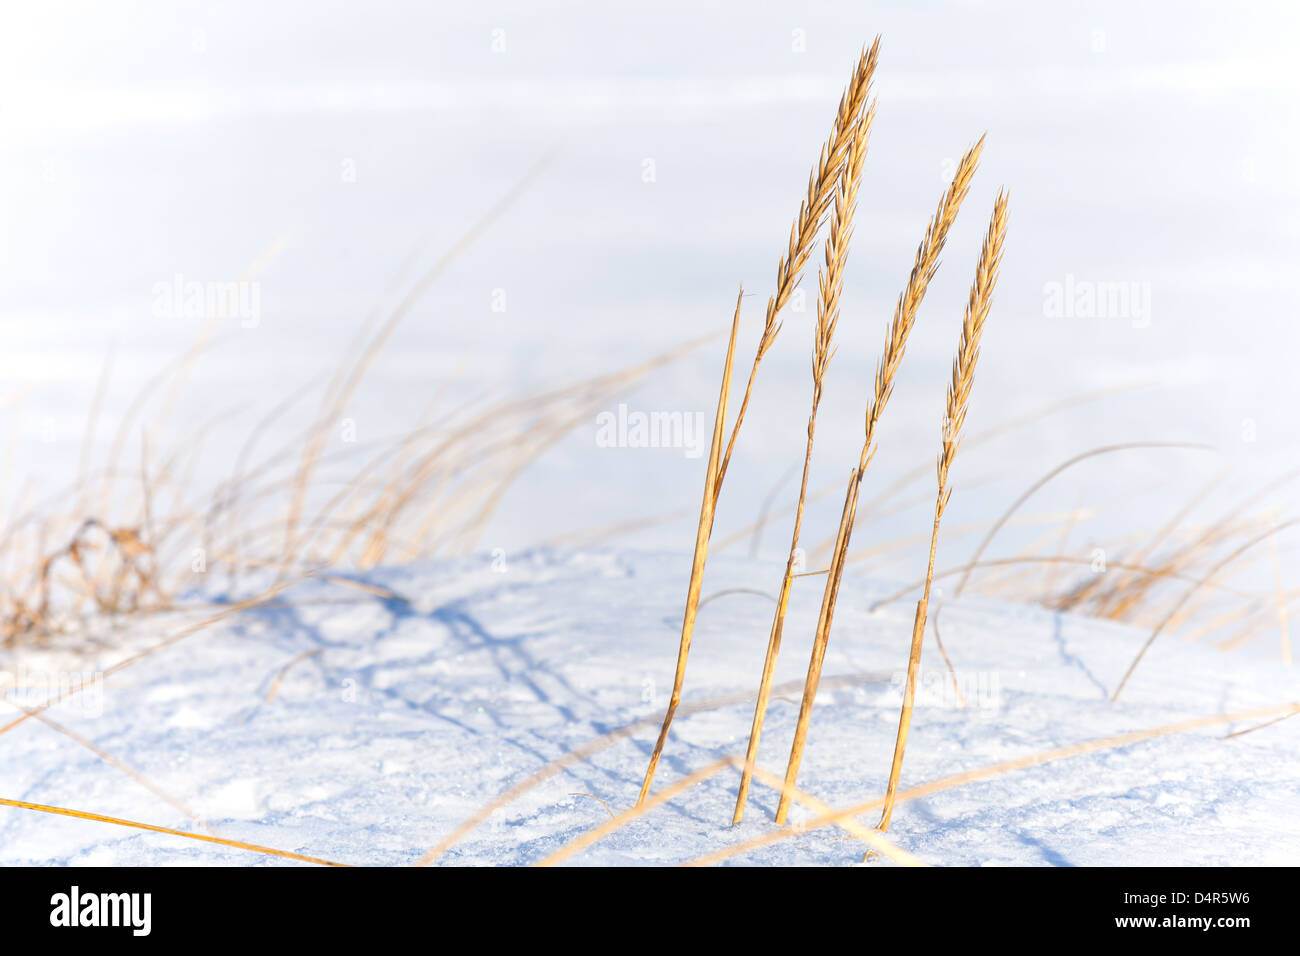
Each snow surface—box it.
[2,548,1296,866]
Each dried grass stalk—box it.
[733,102,877,823]
[636,290,742,804]
[773,138,985,824]
[0,796,347,866]
[775,470,861,823]
[878,189,1009,832]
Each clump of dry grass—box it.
[639,41,1000,817]
[0,519,159,645]
[917,449,1299,670]
[0,156,706,650]
[877,189,1008,831]
[629,35,1022,830]
[774,136,985,824]
[0,349,686,648]
[637,39,881,805]
[1111,514,1300,701]
[732,89,878,824]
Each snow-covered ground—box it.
[2,549,1296,866]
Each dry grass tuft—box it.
[733,91,877,824]
[1111,515,1300,701]
[637,40,881,805]
[773,137,986,824]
